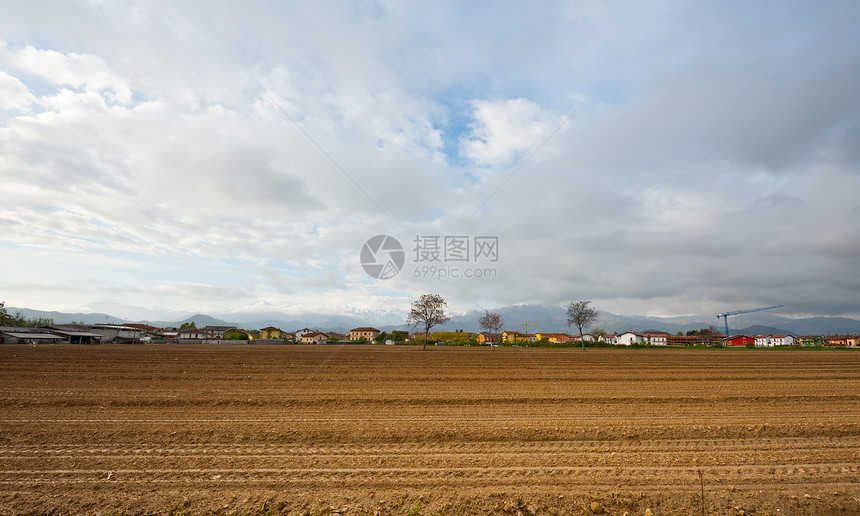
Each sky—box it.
[1,0,859,320]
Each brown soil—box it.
[1,344,858,515]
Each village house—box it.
[476,332,502,345]
[326,332,346,342]
[616,332,642,346]
[797,335,824,346]
[202,326,237,339]
[177,327,210,340]
[501,331,535,344]
[349,327,380,341]
[570,334,597,343]
[300,331,328,344]
[534,332,571,343]
[725,335,756,346]
[294,328,316,340]
[667,335,700,346]
[260,326,285,339]
[754,334,795,347]
[641,331,669,345]
[824,335,859,347]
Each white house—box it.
[771,335,795,346]
[178,328,210,340]
[617,332,643,345]
[602,334,618,345]
[755,334,795,347]
[295,328,316,340]
[642,331,669,346]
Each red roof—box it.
[350,327,380,332]
[123,323,161,331]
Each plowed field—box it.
[1,344,858,515]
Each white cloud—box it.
[0,71,35,109]
[12,45,132,104]
[1,1,860,319]
[460,98,564,167]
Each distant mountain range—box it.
[7,302,860,336]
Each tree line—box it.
[0,301,54,327]
[407,294,599,350]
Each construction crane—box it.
[716,305,783,335]
[509,322,536,334]
[505,322,536,346]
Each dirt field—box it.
[1,344,858,515]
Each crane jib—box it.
[715,305,784,335]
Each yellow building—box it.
[501,331,533,343]
[349,327,380,341]
[300,331,328,344]
[260,326,284,339]
[534,332,570,343]
[476,333,502,345]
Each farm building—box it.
[91,324,143,344]
[0,327,64,345]
[46,327,102,344]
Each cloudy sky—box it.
[2,1,859,320]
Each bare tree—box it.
[567,300,599,351]
[407,293,451,350]
[478,311,504,349]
